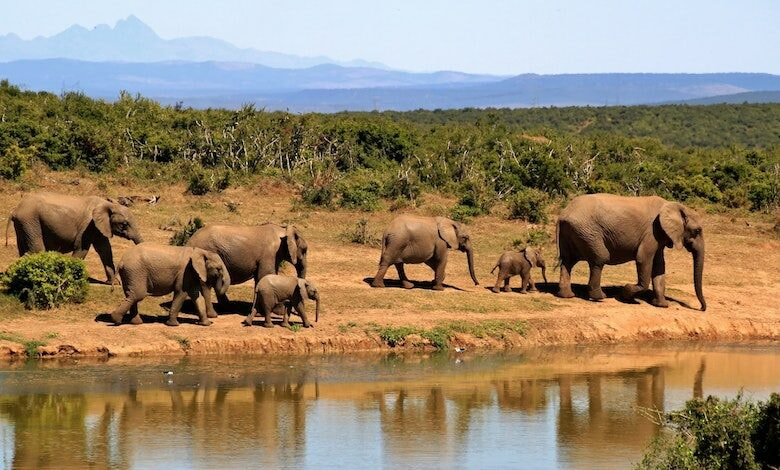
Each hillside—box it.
[674,90,780,105]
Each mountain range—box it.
[1,16,780,111]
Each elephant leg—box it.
[557,260,576,298]
[92,237,116,285]
[650,250,669,308]
[262,300,276,328]
[527,274,537,292]
[280,304,291,329]
[429,247,448,291]
[623,245,654,300]
[243,300,258,327]
[395,263,413,289]
[503,276,512,292]
[110,296,139,325]
[492,270,506,293]
[165,291,188,327]
[128,302,142,325]
[587,263,606,300]
[295,301,312,328]
[190,290,212,326]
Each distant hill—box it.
[0,15,389,69]
[672,90,780,105]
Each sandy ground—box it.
[0,169,778,357]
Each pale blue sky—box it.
[2,0,779,74]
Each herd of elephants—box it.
[5,191,707,328]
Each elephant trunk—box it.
[466,246,479,285]
[692,239,706,312]
[314,293,321,322]
[540,263,548,285]
[296,258,307,279]
[131,233,143,245]
[216,269,231,297]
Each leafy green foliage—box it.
[636,393,780,470]
[1,80,779,213]
[1,252,88,309]
[169,217,205,246]
[507,188,549,223]
[340,218,381,246]
[512,228,551,248]
[373,320,528,349]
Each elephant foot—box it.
[303,322,313,328]
[281,321,291,329]
[263,322,274,328]
[502,286,512,293]
[491,286,501,293]
[371,279,385,288]
[401,280,414,289]
[557,288,575,299]
[242,319,253,327]
[651,297,670,308]
[588,289,606,301]
[528,286,538,292]
[432,284,445,291]
[165,319,180,327]
[110,313,124,325]
[198,319,212,326]
[130,315,143,325]
[207,308,218,319]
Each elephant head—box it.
[285,225,308,278]
[658,203,706,311]
[436,217,479,285]
[190,249,231,296]
[93,201,143,244]
[297,278,320,322]
[523,248,548,284]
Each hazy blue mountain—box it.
[0,15,389,69]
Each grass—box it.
[0,331,47,356]
[288,324,302,332]
[338,321,358,333]
[371,319,530,349]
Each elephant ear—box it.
[521,248,533,266]
[285,225,298,265]
[297,278,309,300]
[92,204,113,239]
[436,217,458,249]
[189,249,209,283]
[659,202,685,248]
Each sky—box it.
[2,0,779,75]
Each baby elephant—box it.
[110,243,230,326]
[244,274,320,328]
[491,248,548,293]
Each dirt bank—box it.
[0,171,778,358]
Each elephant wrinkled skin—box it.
[244,274,320,328]
[371,215,479,290]
[110,243,230,326]
[556,194,706,311]
[6,193,143,284]
[491,248,548,293]
[187,223,308,316]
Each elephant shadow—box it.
[483,282,558,295]
[361,277,466,291]
[93,312,205,326]
[553,283,696,310]
[157,299,253,316]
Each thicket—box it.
[1,252,88,309]
[636,393,780,470]
[1,80,779,217]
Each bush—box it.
[512,228,551,248]
[338,175,382,211]
[636,393,780,470]
[340,218,381,246]
[0,143,31,180]
[187,169,230,195]
[170,217,205,246]
[450,204,483,222]
[299,183,335,209]
[507,188,548,223]
[2,252,88,309]
[668,175,722,203]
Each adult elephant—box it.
[187,223,308,316]
[556,194,706,311]
[371,215,479,290]
[6,193,143,284]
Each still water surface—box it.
[0,344,777,469]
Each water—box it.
[0,344,777,469]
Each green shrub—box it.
[668,175,722,203]
[340,218,381,246]
[187,169,212,195]
[170,217,205,246]
[636,393,780,470]
[450,204,483,222]
[722,187,749,209]
[0,143,31,180]
[748,179,779,212]
[2,252,88,309]
[507,188,548,223]
[512,228,551,248]
[299,184,335,209]
[338,175,382,211]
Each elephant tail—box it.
[554,219,562,271]
[490,263,499,274]
[4,214,13,247]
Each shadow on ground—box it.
[362,277,466,291]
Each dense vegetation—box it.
[2,252,88,309]
[636,393,779,470]
[1,80,778,220]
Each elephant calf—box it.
[491,248,548,293]
[244,274,320,328]
[110,243,230,326]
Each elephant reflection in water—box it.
[0,394,130,469]
[493,379,548,412]
[555,368,666,456]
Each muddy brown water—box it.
[0,343,777,469]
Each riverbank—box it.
[1,171,778,358]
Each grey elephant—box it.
[557,194,705,311]
[491,248,548,293]
[187,223,308,316]
[110,243,230,326]
[244,274,320,328]
[371,215,479,290]
[6,193,143,283]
